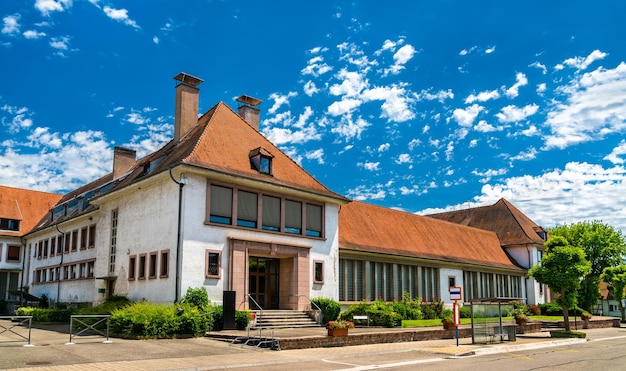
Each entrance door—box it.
[248,257,280,309]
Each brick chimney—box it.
[236,95,262,131]
[113,146,137,179]
[173,72,203,141]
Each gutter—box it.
[169,166,187,303]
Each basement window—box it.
[249,147,273,175]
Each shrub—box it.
[15,307,73,323]
[527,304,540,315]
[459,307,471,318]
[76,295,132,315]
[179,287,210,309]
[311,297,341,324]
[550,330,586,338]
[210,306,250,331]
[420,299,444,319]
[339,300,402,327]
[539,302,563,316]
[109,302,212,338]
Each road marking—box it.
[322,359,362,367]
[504,352,532,360]
[333,357,445,370]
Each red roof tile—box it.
[0,185,62,237]
[427,198,547,247]
[339,201,522,270]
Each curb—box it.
[457,338,587,356]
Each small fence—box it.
[0,316,34,346]
[67,315,112,345]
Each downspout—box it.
[55,223,65,308]
[169,166,186,303]
[19,238,27,305]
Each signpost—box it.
[449,286,462,346]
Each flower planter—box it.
[327,328,349,337]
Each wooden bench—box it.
[352,315,369,327]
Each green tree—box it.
[549,221,626,312]
[601,265,626,320]
[529,236,591,331]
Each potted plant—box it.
[326,320,355,336]
[513,308,528,325]
[580,311,592,329]
[441,309,455,329]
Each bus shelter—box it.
[470,297,522,344]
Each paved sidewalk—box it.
[1,321,624,370]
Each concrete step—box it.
[252,310,320,329]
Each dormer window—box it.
[249,147,274,175]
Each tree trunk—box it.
[561,288,571,331]
[621,306,625,322]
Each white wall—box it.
[439,267,463,307]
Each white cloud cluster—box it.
[102,6,140,29]
[35,0,73,17]
[2,14,20,35]
[544,60,626,149]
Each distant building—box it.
[0,186,60,304]
[2,73,550,311]
[427,198,550,305]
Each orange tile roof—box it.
[339,201,523,270]
[0,185,61,237]
[427,198,547,247]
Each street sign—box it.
[449,286,462,301]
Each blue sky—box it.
[2,0,626,234]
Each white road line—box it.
[333,357,445,370]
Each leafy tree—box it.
[549,221,626,312]
[601,265,626,320]
[529,236,591,331]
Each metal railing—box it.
[66,315,112,345]
[0,316,33,346]
[289,295,323,325]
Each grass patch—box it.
[402,318,472,327]
[402,316,566,328]
[550,330,586,338]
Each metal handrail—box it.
[289,294,323,325]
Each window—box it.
[43,239,49,257]
[56,235,63,255]
[65,232,71,253]
[237,190,258,228]
[209,185,233,224]
[207,183,325,238]
[87,261,94,278]
[285,200,302,234]
[448,276,456,288]
[249,147,273,175]
[149,252,157,279]
[7,245,21,262]
[306,204,322,237]
[0,218,20,231]
[109,209,118,274]
[80,227,88,250]
[50,238,56,256]
[205,250,220,278]
[128,255,136,280]
[138,254,146,279]
[314,261,324,284]
[71,230,78,251]
[262,195,280,231]
[88,225,96,248]
[160,250,169,278]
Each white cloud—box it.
[471,168,508,183]
[267,92,298,114]
[102,6,140,28]
[152,36,159,44]
[420,162,626,234]
[378,143,390,152]
[445,141,454,161]
[562,49,608,70]
[474,120,503,133]
[416,89,454,102]
[452,104,484,127]
[509,147,537,162]
[529,61,547,74]
[303,81,319,96]
[305,148,325,164]
[327,98,363,116]
[383,44,416,76]
[330,116,370,141]
[23,30,47,39]
[485,46,496,54]
[408,138,421,150]
[495,104,539,123]
[35,0,73,17]
[536,83,547,95]
[465,89,500,104]
[504,72,528,98]
[359,161,380,171]
[2,14,20,35]
[544,62,626,149]
[329,68,368,97]
[604,140,626,165]
[362,85,415,122]
[346,184,387,201]
[301,55,333,77]
[459,46,478,56]
[395,153,412,164]
[49,35,70,50]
